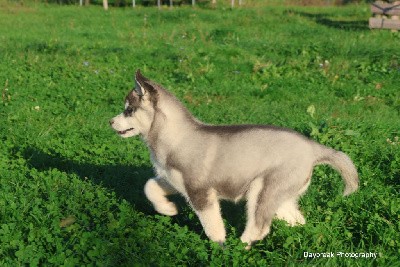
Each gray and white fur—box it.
[110,70,359,248]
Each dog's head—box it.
[109,70,158,138]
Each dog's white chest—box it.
[151,156,187,196]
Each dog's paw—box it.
[293,213,306,225]
[276,204,306,226]
[240,238,254,250]
[240,232,257,250]
[283,211,306,226]
[155,201,178,216]
[276,213,306,226]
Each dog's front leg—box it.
[188,188,226,244]
[144,177,178,216]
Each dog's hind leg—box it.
[241,187,281,248]
[275,173,311,226]
[144,177,178,216]
[240,177,265,249]
[241,172,302,248]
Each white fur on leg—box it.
[195,191,226,243]
[144,178,178,216]
[240,177,264,248]
[275,199,305,226]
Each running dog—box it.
[109,70,359,247]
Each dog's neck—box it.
[143,89,200,159]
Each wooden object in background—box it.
[369,1,400,30]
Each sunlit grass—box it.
[0,2,399,265]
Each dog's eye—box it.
[124,106,135,116]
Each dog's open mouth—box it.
[117,128,134,135]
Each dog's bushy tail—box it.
[315,145,359,196]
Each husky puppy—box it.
[110,70,359,247]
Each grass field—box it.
[0,1,399,266]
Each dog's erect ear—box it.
[134,69,156,98]
[134,70,146,96]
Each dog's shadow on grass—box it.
[23,147,246,237]
[23,147,155,213]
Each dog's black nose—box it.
[109,120,114,126]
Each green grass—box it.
[1,1,399,266]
